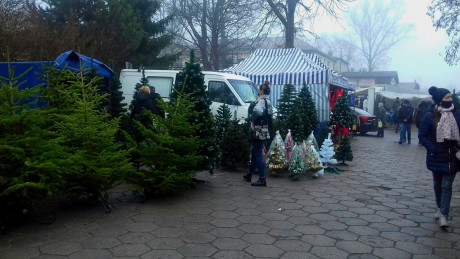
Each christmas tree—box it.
[171,50,220,173]
[107,74,128,117]
[45,68,133,203]
[297,84,318,135]
[216,104,249,169]
[318,133,337,165]
[276,84,297,137]
[288,100,307,142]
[304,140,324,178]
[329,91,354,143]
[335,135,353,165]
[0,63,62,230]
[289,143,306,181]
[266,131,287,175]
[126,91,203,198]
[284,129,294,162]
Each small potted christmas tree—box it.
[335,135,353,165]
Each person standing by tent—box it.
[247,81,273,187]
[376,102,386,137]
[418,86,460,227]
[398,99,414,144]
[393,97,402,133]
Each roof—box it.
[342,71,399,81]
[54,50,113,78]
[222,48,353,89]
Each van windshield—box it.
[228,79,258,103]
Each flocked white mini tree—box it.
[318,133,341,174]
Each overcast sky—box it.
[311,0,459,92]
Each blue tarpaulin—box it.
[54,50,113,79]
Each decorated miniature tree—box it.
[289,143,306,181]
[171,50,220,173]
[319,133,337,165]
[284,129,294,162]
[276,84,297,137]
[335,135,353,165]
[329,91,354,143]
[304,140,324,178]
[266,131,287,175]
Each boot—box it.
[434,208,441,219]
[243,173,252,182]
[251,178,266,187]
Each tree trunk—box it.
[285,0,297,48]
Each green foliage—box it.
[216,104,250,169]
[298,84,318,131]
[329,91,354,128]
[334,135,353,164]
[276,84,297,137]
[171,50,221,173]
[106,74,127,117]
[126,93,203,197]
[428,0,460,66]
[45,69,133,201]
[288,103,307,143]
[0,64,62,223]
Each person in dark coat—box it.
[131,85,156,125]
[415,100,430,129]
[398,99,414,144]
[149,86,165,118]
[418,86,460,228]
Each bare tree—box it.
[263,0,353,48]
[428,0,460,66]
[346,0,412,72]
[170,0,265,70]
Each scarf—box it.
[436,105,460,143]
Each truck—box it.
[119,69,259,122]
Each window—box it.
[208,81,239,105]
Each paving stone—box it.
[32,255,67,259]
[184,214,214,223]
[348,225,380,236]
[130,213,161,222]
[151,227,185,238]
[81,237,121,249]
[89,224,129,237]
[281,252,320,259]
[3,247,41,258]
[238,223,270,233]
[125,222,158,232]
[347,254,380,259]
[233,208,262,216]
[146,237,184,249]
[110,243,150,257]
[359,236,394,248]
[268,228,303,238]
[330,210,358,218]
[433,248,460,258]
[40,242,82,255]
[369,222,401,232]
[245,244,284,258]
[141,249,184,259]
[308,213,337,221]
[335,240,373,254]
[416,237,452,248]
[117,232,154,244]
[273,239,311,252]
[376,210,404,219]
[337,217,369,226]
[260,212,289,220]
[358,214,388,223]
[287,216,317,225]
[182,222,214,232]
[294,225,326,235]
[263,220,295,229]
[310,246,348,258]
[236,215,264,224]
[210,211,239,219]
[212,237,248,250]
[395,241,433,254]
[388,218,418,227]
[210,228,245,238]
[324,230,359,241]
[372,247,411,259]
[210,218,240,227]
[68,249,113,259]
[400,227,434,237]
[380,232,416,242]
[241,233,276,244]
[301,234,336,246]
[302,206,329,213]
[339,201,367,208]
[179,232,216,243]
[348,207,377,214]
[317,221,348,231]
[213,250,252,259]
[177,243,217,257]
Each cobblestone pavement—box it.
[1,130,459,259]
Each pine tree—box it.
[287,102,307,142]
[126,92,203,197]
[0,64,62,228]
[45,68,133,202]
[107,74,127,117]
[171,50,220,173]
[329,91,355,129]
[335,135,353,165]
[298,84,318,133]
[276,84,297,137]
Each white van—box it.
[120,69,259,122]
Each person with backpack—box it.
[419,86,460,228]
[244,81,273,187]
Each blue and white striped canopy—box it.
[223,48,330,86]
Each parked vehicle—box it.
[120,69,259,122]
[351,107,378,135]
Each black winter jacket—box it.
[131,93,156,119]
[418,104,460,174]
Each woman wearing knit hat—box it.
[419,86,460,228]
